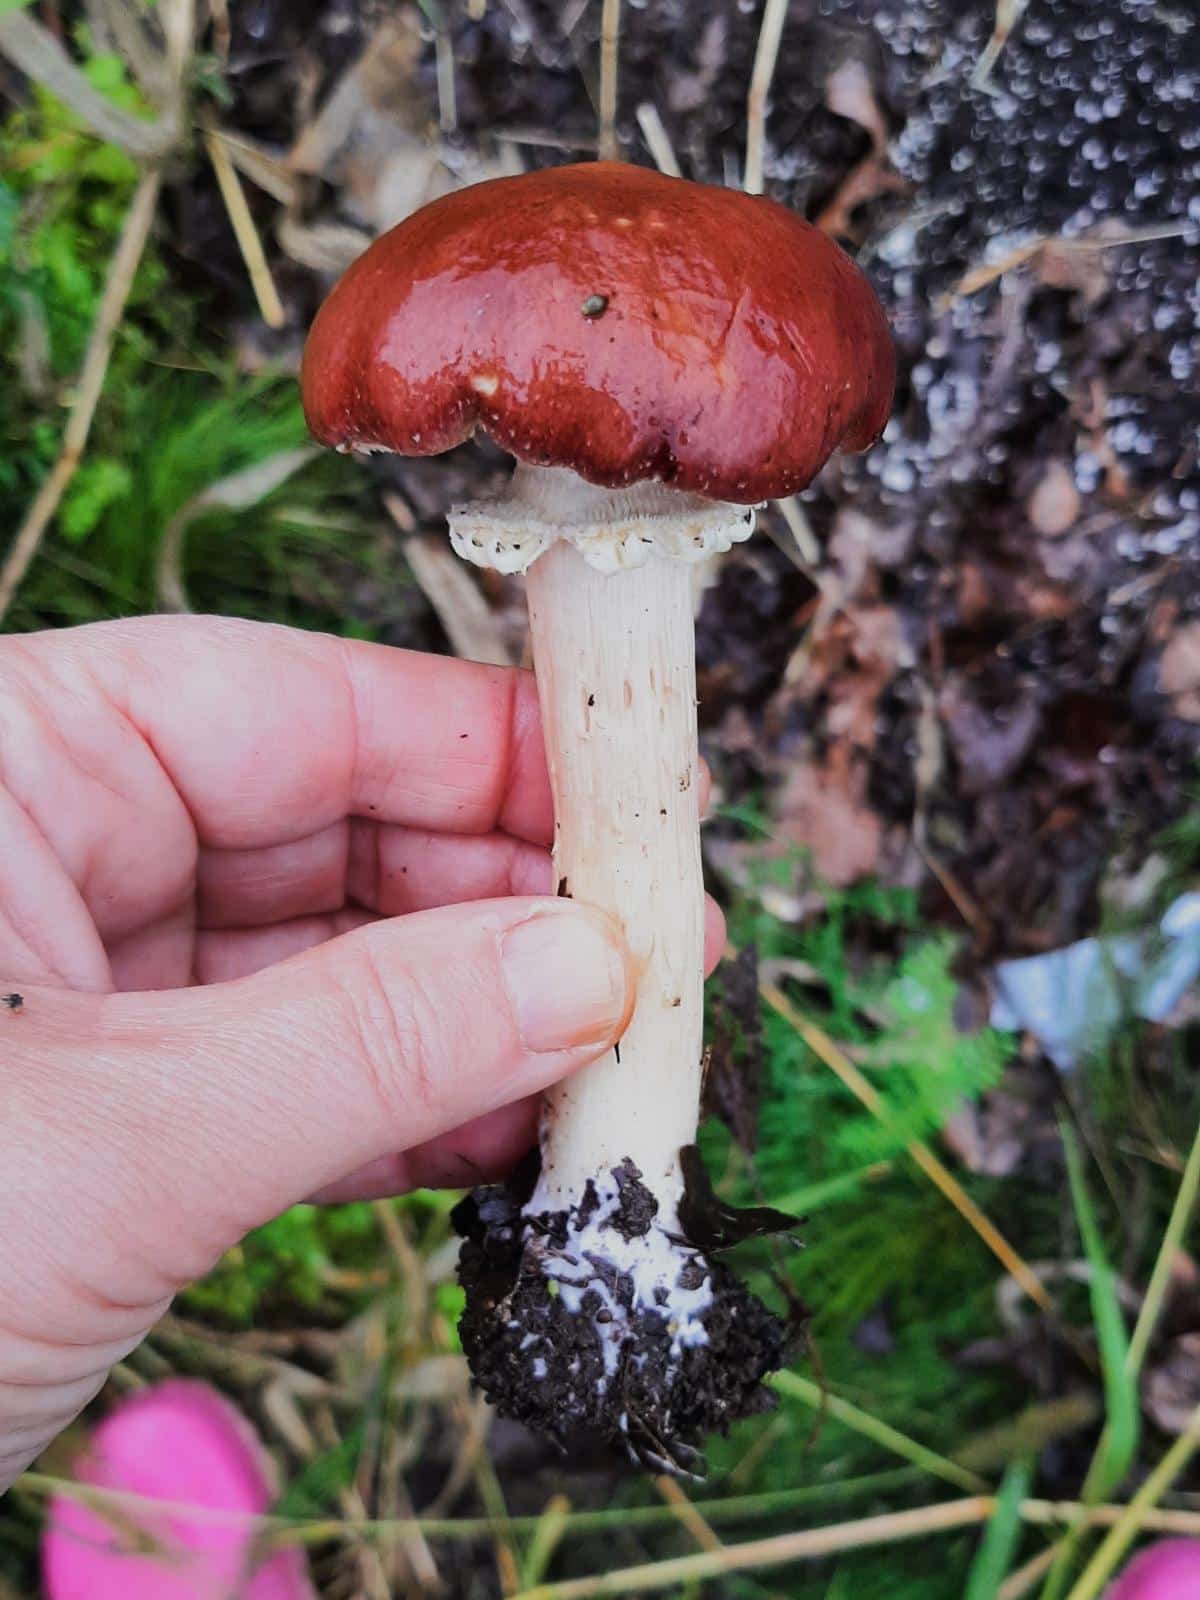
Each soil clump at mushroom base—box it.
[455,1159,791,1473]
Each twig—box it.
[0,169,162,623]
[757,971,1056,1315]
[0,11,175,157]
[744,0,788,195]
[597,0,621,161]
[635,102,680,177]
[203,121,286,329]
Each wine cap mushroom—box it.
[302,161,893,1472]
[302,160,894,571]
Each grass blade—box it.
[1062,1124,1139,1502]
[768,1162,892,1216]
[966,1460,1032,1600]
[770,1370,990,1495]
[521,1495,571,1590]
[1041,1123,1140,1599]
[1126,1115,1200,1380]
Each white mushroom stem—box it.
[449,465,755,1232]
[525,539,703,1225]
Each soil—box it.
[455,1158,790,1473]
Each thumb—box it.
[77,898,632,1270]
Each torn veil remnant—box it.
[302,161,894,1469]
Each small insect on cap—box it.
[300,162,895,505]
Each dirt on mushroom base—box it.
[454,1159,790,1473]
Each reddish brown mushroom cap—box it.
[302,162,894,504]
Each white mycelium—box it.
[531,1168,714,1384]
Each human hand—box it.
[0,615,725,1489]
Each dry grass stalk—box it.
[0,169,163,622]
[597,0,622,161]
[521,1495,572,1589]
[744,0,789,194]
[972,0,1030,90]
[24,1471,1200,1554]
[944,220,1189,308]
[773,495,821,565]
[0,11,176,156]
[435,16,458,132]
[916,838,991,939]
[372,1199,430,1334]
[203,121,287,329]
[422,1393,493,1519]
[90,0,174,106]
[209,126,298,205]
[654,1477,723,1553]
[635,102,681,177]
[514,1498,995,1598]
[385,493,515,665]
[998,1546,1059,1599]
[312,1403,392,1600]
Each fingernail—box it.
[501,909,631,1053]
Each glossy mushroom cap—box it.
[301,162,894,505]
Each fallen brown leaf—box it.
[775,749,883,887]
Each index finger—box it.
[24,615,553,851]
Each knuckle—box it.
[333,937,441,1129]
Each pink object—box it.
[42,1380,316,1600]
[1108,1540,1200,1599]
